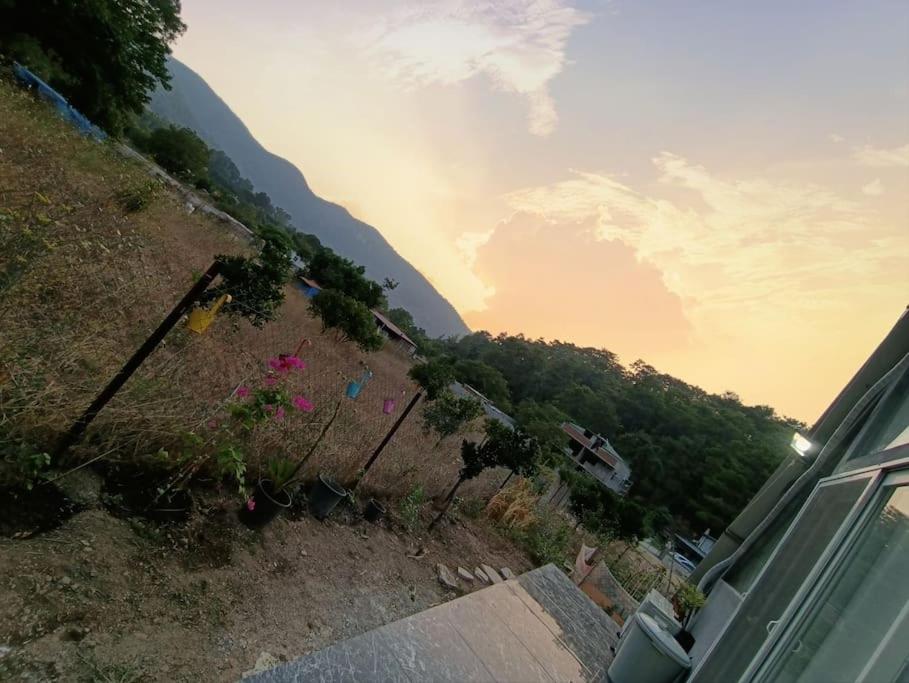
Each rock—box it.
[0,645,13,658]
[134,632,148,641]
[436,564,459,590]
[481,564,503,584]
[60,576,72,586]
[474,567,489,583]
[243,651,280,677]
[53,468,103,507]
[500,567,516,580]
[457,567,474,582]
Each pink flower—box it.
[292,395,315,412]
[207,419,219,430]
[263,375,278,387]
[246,498,256,511]
[264,404,274,414]
[274,407,286,420]
[235,386,250,398]
[284,355,306,370]
[268,357,288,372]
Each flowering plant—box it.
[229,355,315,430]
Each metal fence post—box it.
[54,261,221,459]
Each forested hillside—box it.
[436,333,800,533]
[149,58,470,338]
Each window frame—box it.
[688,467,878,681]
[743,447,909,682]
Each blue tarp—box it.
[13,63,107,141]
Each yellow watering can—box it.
[186,294,232,333]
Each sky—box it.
[173,0,909,422]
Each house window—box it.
[690,474,873,682]
[753,470,909,682]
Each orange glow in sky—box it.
[173,1,909,422]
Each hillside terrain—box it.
[149,58,470,339]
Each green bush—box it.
[516,513,573,567]
[399,485,426,533]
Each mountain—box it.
[149,58,470,338]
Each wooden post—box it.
[54,262,221,459]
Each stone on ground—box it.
[500,567,516,580]
[481,564,503,584]
[436,564,459,590]
[457,567,474,582]
[474,567,489,583]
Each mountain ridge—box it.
[149,58,470,338]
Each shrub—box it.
[518,513,573,567]
[308,289,384,352]
[399,485,426,533]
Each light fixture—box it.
[790,432,813,457]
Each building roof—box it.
[298,276,321,289]
[449,382,516,430]
[562,422,624,468]
[371,309,417,348]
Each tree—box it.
[305,249,385,309]
[0,0,185,132]
[429,439,499,530]
[514,401,570,465]
[308,289,383,352]
[408,358,455,400]
[204,232,291,327]
[141,125,210,183]
[483,421,540,478]
[454,359,511,409]
[421,390,484,446]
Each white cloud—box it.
[862,178,885,196]
[853,143,909,167]
[504,155,906,322]
[829,133,845,143]
[370,0,590,136]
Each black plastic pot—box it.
[308,474,348,520]
[674,628,696,653]
[363,498,386,523]
[239,479,292,529]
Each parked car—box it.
[672,552,697,572]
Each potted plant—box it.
[239,458,294,528]
[672,582,706,652]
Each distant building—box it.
[562,422,632,495]
[449,382,516,430]
[371,309,418,356]
[673,530,716,567]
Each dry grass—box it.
[0,80,503,502]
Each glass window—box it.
[844,371,909,464]
[691,476,870,682]
[760,482,909,682]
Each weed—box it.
[398,484,425,533]
[510,514,573,567]
[214,444,246,495]
[116,180,158,213]
[76,651,146,683]
[1,440,50,489]
[458,496,485,519]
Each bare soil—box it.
[0,481,530,681]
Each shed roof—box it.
[371,309,417,348]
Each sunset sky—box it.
[173,0,909,422]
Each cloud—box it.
[504,154,907,323]
[829,133,845,143]
[464,211,692,358]
[853,143,909,167]
[862,178,885,196]
[370,0,590,135]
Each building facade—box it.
[562,422,632,495]
[683,308,909,682]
